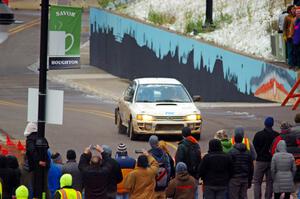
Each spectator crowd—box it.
[278,1,300,69]
[2,113,300,199]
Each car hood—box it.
[131,102,200,116]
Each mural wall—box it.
[90,8,297,102]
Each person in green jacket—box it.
[214,129,232,153]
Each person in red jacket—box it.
[271,122,292,156]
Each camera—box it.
[134,149,143,154]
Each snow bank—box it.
[121,0,287,60]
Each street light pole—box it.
[34,0,50,197]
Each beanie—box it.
[280,121,292,130]
[66,149,76,160]
[51,152,62,163]
[24,122,37,137]
[176,162,187,173]
[234,127,244,138]
[149,135,159,148]
[137,155,149,168]
[102,145,112,157]
[264,117,274,128]
[117,143,127,153]
[182,127,192,137]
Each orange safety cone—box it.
[6,135,14,146]
[1,148,8,156]
[17,141,26,151]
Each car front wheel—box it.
[116,111,127,134]
[127,119,137,141]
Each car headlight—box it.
[185,114,201,121]
[136,114,154,121]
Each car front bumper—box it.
[132,119,202,135]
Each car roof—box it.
[134,78,182,85]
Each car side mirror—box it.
[192,95,202,102]
[124,95,133,102]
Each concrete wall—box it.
[90,8,297,102]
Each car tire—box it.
[116,111,127,134]
[127,119,137,140]
[194,134,201,141]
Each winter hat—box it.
[295,113,300,123]
[182,127,192,137]
[176,162,187,173]
[234,133,243,143]
[60,174,72,188]
[280,121,292,130]
[117,143,127,153]
[102,145,112,157]
[208,139,223,152]
[51,152,62,163]
[149,135,159,148]
[264,117,274,128]
[214,129,227,140]
[137,155,149,168]
[66,149,76,161]
[234,127,245,138]
[24,122,37,137]
[15,185,29,199]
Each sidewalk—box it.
[28,41,284,108]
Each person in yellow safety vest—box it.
[231,127,257,160]
[0,180,2,199]
[15,185,29,199]
[53,174,82,199]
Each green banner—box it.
[49,5,82,69]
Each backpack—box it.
[155,162,169,191]
[185,143,201,179]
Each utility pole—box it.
[34,0,50,197]
[205,0,213,26]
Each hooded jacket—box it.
[78,153,110,199]
[253,127,279,162]
[175,136,201,179]
[53,174,82,199]
[271,140,296,193]
[229,143,253,183]
[123,155,159,199]
[15,185,29,199]
[199,139,232,186]
[165,171,196,199]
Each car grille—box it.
[155,124,184,131]
[154,116,185,121]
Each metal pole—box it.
[205,0,213,25]
[34,0,49,197]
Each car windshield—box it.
[135,84,192,103]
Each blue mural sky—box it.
[90,8,296,94]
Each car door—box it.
[119,82,136,126]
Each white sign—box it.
[27,88,64,125]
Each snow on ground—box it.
[121,0,287,60]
